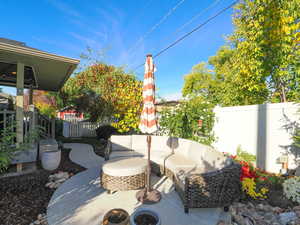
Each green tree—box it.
[182,62,223,105]
[184,0,300,106]
[59,63,143,132]
[229,0,300,103]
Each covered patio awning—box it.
[0,38,79,91]
[0,38,80,147]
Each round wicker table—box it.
[101,157,147,193]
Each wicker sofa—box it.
[105,135,241,213]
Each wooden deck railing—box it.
[0,105,54,142]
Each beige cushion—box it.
[151,136,173,153]
[187,141,213,164]
[110,135,132,151]
[103,158,147,176]
[165,154,197,174]
[200,149,232,170]
[147,151,173,166]
[109,151,144,160]
[172,138,192,158]
[131,135,148,154]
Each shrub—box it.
[236,145,256,164]
[283,176,300,204]
[158,97,215,145]
[0,123,39,173]
[242,177,268,200]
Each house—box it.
[57,106,84,121]
[0,92,15,110]
[155,100,180,113]
[0,37,79,170]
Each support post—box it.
[51,118,55,139]
[16,62,24,144]
[29,88,33,105]
[29,104,38,142]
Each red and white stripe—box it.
[139,55,158,134]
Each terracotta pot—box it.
[130,209,161,225]
[102,208,130,225]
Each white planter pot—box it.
[41,150,61,171]
[130,209,161,225]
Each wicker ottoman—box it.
[101,157,147,193]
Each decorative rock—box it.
[56,178,67,183]
[288,218,300,225]
[54,171,68,179]
[293,206,300,211]
[31,213,48,225]
[45,171,71,189]
[279,212,297,225]
[273,207,284,214]
[45,182,52,188]
[256,203,265,211]
[216,220,225,225]
[230,202,300,225]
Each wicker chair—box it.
[105,135,242,213]
[172,163,241,213]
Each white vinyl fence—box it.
[63,121,101,138]
[213,102,300,173]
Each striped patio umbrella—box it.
[136,54,161,204]
[139,54,158,134]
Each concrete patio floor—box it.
[47,166,230,225]
[64,143,105,168]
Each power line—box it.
[132,0,238,72]
[173,0,222,36]
[128,0,187,55]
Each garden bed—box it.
[0,148,85,225]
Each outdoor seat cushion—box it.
[172,138,193,158]
[201,149,232,170]
[110,135,132,151]
[102,157,147,176]
[147,151,174,166]
[164,154,197,174]
[132,135,173,155]
[109,150,144,160]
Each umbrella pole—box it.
[136,135,161,204]
[147,135,151,193]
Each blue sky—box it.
[0,0,234,100]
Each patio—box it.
[46,143,230,225]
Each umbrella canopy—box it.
[139,54,158,134]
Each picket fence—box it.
[63,121,101,138]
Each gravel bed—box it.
[0,148,85,225]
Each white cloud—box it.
[47,0,82,18]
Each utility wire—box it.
[173,0,222,36]
[145,0,223,59]
[132,0,238,72]
[128,0,187,55]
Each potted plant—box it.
[102,208,129,225]
[41,149,61,171]
[130,209,161,225]
[0,123,39,173]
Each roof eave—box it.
[0,42,80,64]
